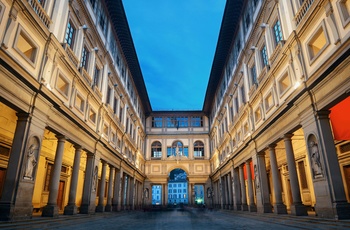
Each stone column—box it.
[255,153,272,213]
[80,152,98,214]
[112,168,121,211]
[116,169,124,211]
[164,183,168,206]
[269,144,287,214]
[96,161,107,212]
[0,113,35,221]
[246,161,257,212]
[313,111,350,219]
[130,177,135,210]
[42,135,66,217]
[239,165,248,211]
[219,177,224,209]
[227,173,233,209]
[188,183,193,205]
[105,165,115,212]
[284,134,307,216]
[224,175,230,209]
[64,145,82,215]
[124,175,129,210]
[232,167,241,210]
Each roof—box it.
[105,0,152,115]
[202,0,244,114]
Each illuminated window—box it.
[15,27,38,65]
[264,92,274,111]
[56,74,70,97]
[254,107,262,123]
[273,19,283,45]
[194,141,204,157]
[75,92,85,112]
[278,73,291,96]
[307,23,329,62]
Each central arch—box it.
[168,168,188,205]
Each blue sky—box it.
[123,0,226,111]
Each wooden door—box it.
[57,181,65,210]
[0,168,6,199]
[343,165,350,200]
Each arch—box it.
[193,140,204,157]
[151,141,162,158]
[167,166,189,176]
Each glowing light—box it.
[294,81,301,89]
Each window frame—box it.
[14,25,39,67]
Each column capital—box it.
[257,151,266,157]
[316,110,331,119]
[101,159,107,165]
[73,144,82,150]
[283,133,294,140]
[268,143,277,149]
[245,159,252,164]
[55,134,66,142]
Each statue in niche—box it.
[254,165,260,189]
[309,141,323,178]
[24,144,37,180]
[144,188,149,199]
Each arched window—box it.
[151,141,162,158]
[194,141,204,158]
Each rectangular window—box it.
[152,117,163,128]
[80,46,90,70]
[240,86,246,104]
[65,21,75,48]
[93,67,100,88]
[191,116,203,127]
[89,108,96,124]
[106,86,111,105]
[307,24,328,61]
[264,92,274,111]
[278,73,291,96]
[273,20,283,45]
[15,29,38,65]
[261,45,269,67]
[75,93,85,112]
[167,147,172,157]
[56,74,70,97]
[251,64,257,86]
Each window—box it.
[273,19,283,45]
[15,28,38,65]
[0,145,10,157]
[337,0,350,27]
[93,67,101,88]
[254,107,262,123]
[307,23,329,62]
[152,117,162,128]
[264,92,274,111]
[113,97,118,114]
[194,141,204,157]
[56,74,70,97]
[106,85,112,105]
[75,92,85,112]
[80,46,90,70]
[278,72,291,96]
[240,86,246,104]
[191,116,203,127]
[89,108,96,124]
[119,106,123,122]
[250,64,257,86]
[172,141,183,156]
[65,21,76,48]
[44,163,53,191]
[261,44,269,67]
[0,2,6,25]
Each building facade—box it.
[0,0,349,222]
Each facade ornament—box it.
[309,141,323,178]
[24,144,37,180]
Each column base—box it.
[274,203,287,214]
[96,204,105,212]
[42,204,59,217]
[241,203,248,211]
[258,203,272,213]
[315,202,350,220]
[80,204,96,214]
[249,204,257,212]
[105,204,113,212]
[64,204,78,215]
[0,203,33,221]
[235,204,242,211]
[290,203,308,216]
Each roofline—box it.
[105,0,152,115]
[202,0,244,114]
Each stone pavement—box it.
[1,208,350,230]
